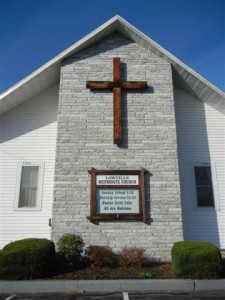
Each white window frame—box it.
[190,161,220,211]
[14,161,44,211]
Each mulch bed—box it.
[50,262,175,280]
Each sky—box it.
[0,0,224,93]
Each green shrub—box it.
[57,234,84,268]
[89,245,114,268]
[118,247,145,268]
[139,271,155,279]
[0,238,55,279]
[171,241,222,279]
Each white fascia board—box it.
[116,16,225,99]
[0,16,119,101]
[0,15,224,114]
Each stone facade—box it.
[52,33,183,260]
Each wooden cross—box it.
[86,57,147,144]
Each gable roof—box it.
[0,15,224,115]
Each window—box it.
[192,162,219,209]
[14,162,44,210]
[194,166,214,207]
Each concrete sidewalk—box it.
[1,279,225,294]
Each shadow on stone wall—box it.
[118,62,154,149]
[144,170,153,225]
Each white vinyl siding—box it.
[0,85,58,249]
[174,87,225,248]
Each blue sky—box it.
[0,0,224,93]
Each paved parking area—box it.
[1,292,225,300]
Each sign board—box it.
[88,169,146,222]
[96,189,139,213]
[96,175,139,185]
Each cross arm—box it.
[86,81,148,90]
[121,81,148,89]
[86,81,115,89]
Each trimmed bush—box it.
[0,238,55,279]
[89,245,114,268]
[57,233,84,268]
[118,247,145,268]
[172,241,222,279]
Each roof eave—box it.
[0,15,224,115]
[116,16,225,114]
[0,16,120,115]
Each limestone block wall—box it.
[52,33,183,260]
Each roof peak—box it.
[0,15,224,115]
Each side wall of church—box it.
[174,87,225,248]
[0,85,58,249]
[52,34,183,260]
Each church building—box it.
[0,16,224,260]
